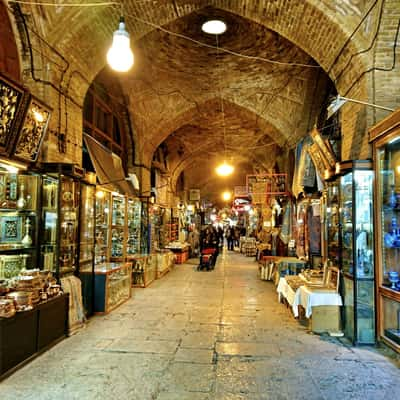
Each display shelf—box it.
[41,164,83,278]
[78,180,96,316]
[126,198,141,256]
[129,254,156,288]
[370,109,400,352]
[94,190,111,265]
[110,194,127,261]
[0,168,40,278]
[325,180,341,268]
[337,161,375,345]
[81,262,132,314]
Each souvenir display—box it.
[78,180,96,317]
[40,164,83,277]
[370,109,400,351]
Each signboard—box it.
[189,189,200,201]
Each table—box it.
[294,285,342,318]
[277,277,343,333]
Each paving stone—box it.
[1,251,400,400]
[174,347,214,364]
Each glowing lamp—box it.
[201,20,227,35]
[216,161,234,177]
[107,17,134,72]
[222,191,232,201]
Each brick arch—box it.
[140,97,285,167]
[17,1,370,106]
[0,0,21,81]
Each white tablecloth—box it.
[293,285,342,318]
[276,277,296,307]
[277,277,343,318]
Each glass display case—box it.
[78,179,96,316]
[370,109,400,351]
[338,160,375,344]
[110,193,126,260]
[0,165,40,278]
[90,262,132,313]
[126,197,141,257]
[40,175,58,273]
[79,183,95,273]
[41,164,83,278]
[94,189,111,265]
[324,179,340,268]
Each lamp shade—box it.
[107,18,134,72]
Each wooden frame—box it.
[370,108,400,353]
[308,143,326,178]
[12,95,51,163]
[326,266,340,292]
[0,73,28,157]
[310,127,337,170]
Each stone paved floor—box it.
[1,250,400,399]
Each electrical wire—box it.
[8,0,320,69]
[8,1,118,6]
[344,15,400,97]
[126,12,320,69]
[215,33,228,161]
[327,0,380,74]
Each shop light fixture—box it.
[206,22,234,178]
[201,20,227,35]
[222,191,232,201]
[216,161,234,176]
[96,190,105,199]
[327,94,394,119]
[0,158,27,172]
[107,16,134,72]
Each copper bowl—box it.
[0,299,16,318]
[6,291,32,310]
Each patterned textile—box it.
[279,201,292,245]
[61,275,86,335]
[308,203,321,255]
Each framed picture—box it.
[189,189,200,201]
[0,73,28,156]
[12,95,51,162]
[0,215,22,243]
[327,266,340,292]
[310,127,337,170]
[308,143,326,179]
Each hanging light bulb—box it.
[216,161,234,177]
[222,191,232,201]
[107,17,134,72]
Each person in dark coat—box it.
[226,225,234,251]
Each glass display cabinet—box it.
[0,164,40,278]
[40,175,58,273]
[110,193,126,260]
[324,178,341,268]
[126,197,141,257]
[370,108,400,351]
[94,189,111,265]
[78,176,96,316]
[337,160,375,344]
[86,262,132,314]
[41,164,83,278]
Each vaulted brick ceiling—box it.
[121,6,329,201]
[17,0,371,203]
